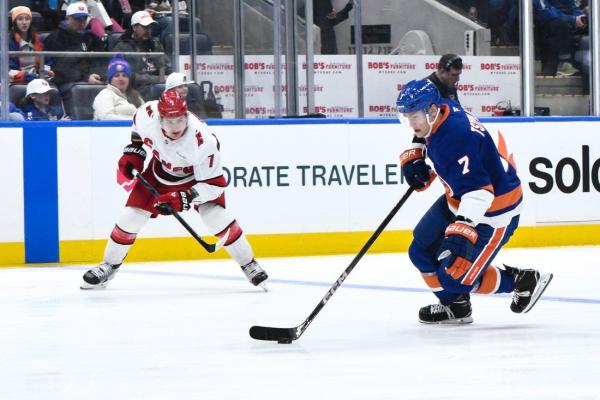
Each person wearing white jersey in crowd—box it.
[80,90,268,290]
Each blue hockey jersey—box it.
[425,100,522,221]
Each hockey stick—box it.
[134,171,228,253]
[249,187,415,343]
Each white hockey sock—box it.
[197,203,254,266]
[104,207,151,265]
[223,235,254,266]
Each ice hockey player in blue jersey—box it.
[396,79,553,324]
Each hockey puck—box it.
[278,339,293,344]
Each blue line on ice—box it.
[123,269,600,305]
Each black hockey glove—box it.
[400,148,436,191]
[118,144,147,179]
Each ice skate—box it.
[80,262,120,290]
[505,265,553,313]
[241,259,268,291]
[419,294,473,324]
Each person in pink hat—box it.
[8,6,54,83]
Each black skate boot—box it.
[419,294,473,324]
[505,265,553,313]
[241,259,268,291]
[80,262,121,290]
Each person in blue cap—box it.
[93,57,144,120]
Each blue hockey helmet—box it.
[396,79,441,114]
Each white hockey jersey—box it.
[132,100,226,203]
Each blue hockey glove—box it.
[400,148,436,191]
[438,218,479,281]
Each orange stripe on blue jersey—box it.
[462,226,506,285]
[445,184,522,217]
[429,104,451,136]
[421,272,443,292]
[475,265,501,294]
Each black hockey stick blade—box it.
[249,326,297,343]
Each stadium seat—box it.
[64,84,105,120]
[30,11,45,32]
[163,33,213,56]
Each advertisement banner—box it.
[55,120,600,241]
[181,55,520,119]
[362,55,521,118]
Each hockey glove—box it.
[400,148,436,191]
[437,217,479,281]
[118,144,147,179]
[154,189,197,215]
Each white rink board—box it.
[0,128,24,242]
[55,120,600,241]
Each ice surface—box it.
[1,246,599,400]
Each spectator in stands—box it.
[30,0,68,31]
[0,101,26,121]
[19,79,70,121]
[143,1,203,46]
[445,1,488,24]
[8,6,55,84]
[163,71,204,116]
[534,0,587,76]
[489,0,518,45]
[44,1,106,94]
[425,53,463,105]
[113,10,173,100]
[64,0,125,40]
[93,57,144,120]
[299,0,354,54]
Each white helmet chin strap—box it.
[423,106,440,138]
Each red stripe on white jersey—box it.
[110,225,137,245]
[202,175,227,187]
[217,220,243,246]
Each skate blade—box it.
[419,316,474,325]
[258,282,268,292]
[523,273,553,313]
[80,281,109,290]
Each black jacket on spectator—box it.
[426,72,460,104]
[44,22,107,87]
[299,0,353,54]
[112,29,173,98]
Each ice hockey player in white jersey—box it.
[80,91,268,290]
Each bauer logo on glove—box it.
[153,189,197,215]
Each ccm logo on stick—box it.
[529,145,600,193]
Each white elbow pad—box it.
[457,189,494,226]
